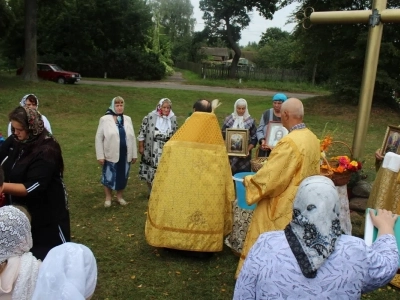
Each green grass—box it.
[176,68,331,95]
[1,74,400,299]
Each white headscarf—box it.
[153,98,175,134]
[232,98,250,129]
[0,206,40,300]
[32,243,97,300]
[19,94,39,107]
[284,175,341,278]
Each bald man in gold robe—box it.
[236,98,321,277]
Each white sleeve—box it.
[7,122,12,137]
[42,115,52,133]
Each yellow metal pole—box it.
[310,10,370,24]
[381,9,400,22]
[352,0,387,158]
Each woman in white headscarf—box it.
[138,98,178,196]
[7,94,52,137]
[32,243,97,300]
[0,205,41,300]
[222,98,257,175]
[222,99,257,255]
[95,96,138,207]
[234,175,399,299]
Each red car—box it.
[16,63,81,84]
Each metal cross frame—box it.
[309,0,400,158]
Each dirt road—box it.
[79,72,319,99]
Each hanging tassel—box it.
[211,99,222,113]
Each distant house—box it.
[224,58,256,68]
[200,47,229,62]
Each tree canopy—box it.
[199,0,279,77]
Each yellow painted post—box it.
[351,0,386,158]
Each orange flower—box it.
[320,135,332,152]
[334,165,346,173]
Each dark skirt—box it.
[101,124,130,190]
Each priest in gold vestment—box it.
[145,101,235,252]
[236,98,321,277]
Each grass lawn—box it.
[1,75,400,299]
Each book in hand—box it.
[364,208,400,267]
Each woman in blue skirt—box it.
[95,97,138,207]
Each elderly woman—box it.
[0,205,41,299]
[222,98,257,175]
[256,93,287,157]
[222,99,257,255]
[95,96,137,208]
[7,94,52,137]
[234,175,399,299]
[138,98,178,196]
[0,107,70,260]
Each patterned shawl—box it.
[284,175,342,278]
[11,107,44,144]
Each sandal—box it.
[117,199,127,206]
[104,200,111,208]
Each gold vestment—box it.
[145,112,235,252]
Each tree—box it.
[154,0,195,43]
[21,0,38,82]
[0,0,15,40]
[199,0,279,78]
[285,0,400,104]
[258,27,290,47]
[149,0,195,63]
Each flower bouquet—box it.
[320,140,362,186]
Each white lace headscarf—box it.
[153,98,175,134]
[32,242,97,300]
[19,94,39,107]
[232,98,250,129]
[0,206,40,300]
[284,175,341,278]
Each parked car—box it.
[16,63,81,84]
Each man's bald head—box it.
[281,98,304,130]
[281,98,304,120]
[193,99,212,113]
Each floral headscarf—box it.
[11,107,44,143]
[105,97,124,126]
[232,98,250,129]
[19,94,39,108]
[153,98,175,134]
[284,175,341,278]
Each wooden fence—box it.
[175,61,307,82]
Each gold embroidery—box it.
[188,210,206,225]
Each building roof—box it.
[200,47,229,57]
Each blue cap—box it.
[272,93,287,102]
